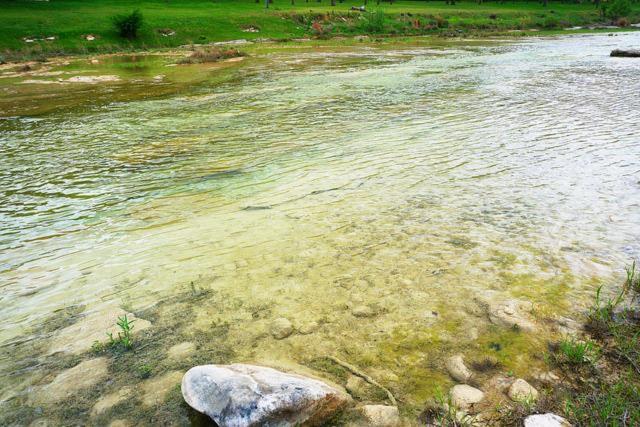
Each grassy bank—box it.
[504,263,640,425]
[1,0,639,61]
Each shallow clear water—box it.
[1,33,640,417]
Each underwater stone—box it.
[489,299,536,332]
[141,370,184,407]
[298,321,319,335]
[345,375,369,398]
[168,341,196,360]
[270,318,294,339]
[36,357,109,403]
[359,405,401,427]
[351,305,375,318]
[91,386,134,416]
[48,307,151,355]
[181,364,349,427]
[508,379,539,401]
[449,384,484,410]
[445,354,473,383]
[524,413,570,427]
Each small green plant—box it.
[587,285,625,334]
[107,314,135,350]
[112,9,143,39]
[625,260,639,296]
[558,337,599,365]
[91,340,106,354]
[137,363,152,378]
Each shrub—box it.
[543,15,560,29]
[359,10,386,33]
[112,9,144,39]
[607,0,632,19]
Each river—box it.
[1,32,639,423]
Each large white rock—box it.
[524,413,571,427]
[449,384,484,410]
[445,354,472,383]
[181,364,349,426]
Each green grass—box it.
[557,337,599,365]
[1,0,639,60]
[549,261,640,426]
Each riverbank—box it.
[2,0,640,62]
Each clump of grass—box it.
[556,337,599,365]
[137,363,153,379]
[554,260,640,425]
[470,355,500,372]
[358,10,387,33]
[178,47,245,64]
[564,378,640,425]
[107,314,135,350]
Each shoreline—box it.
[2,25,640,65]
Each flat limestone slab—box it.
[36,357,109,403]
[48,307,151,355]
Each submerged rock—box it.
[611,49,640,57]
[345,375,377,399]
[352,305,375,318]
[168,341,196,360]
[48,307,151,355]
[359,405,401,427]
[508,379,538,401]
[92,386,134,416]
[36,357,108,403]
[181,364,349,426]
[524,413,571,427]
[298,321,319,335]
[490,299,536,332]
[270,318,294,339]
[449,384,484,410]
[473,292,537,332]
[141,370,184,407]
[445,354,472,383]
